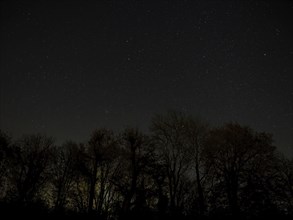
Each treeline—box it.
[0,111,292,219]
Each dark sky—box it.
[0,0,292,156]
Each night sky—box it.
[1,0,292,156]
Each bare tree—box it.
[272,155,293,215]
[115,128,149,215]
[8,134,54,204]
[184,117,209,216]
[84,128,117,214]
[203,123,276,216]
[51,141,80,212]
[0,130,11,200]
[151,111,193,214]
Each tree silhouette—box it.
[50,141,80,213]
[112,128,150,218]
[0,130,11,200]
[203,123,276,217]
[184,116,209,216]
[0,113,291,219]
[272,155,293,216]
[7,134,54,208]
[84,128,117,215]
[151,111,194,215]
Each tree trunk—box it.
[226,173,239,216]
[195,160,205,215]
[97,166,106,216]
[88,164,98,213]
